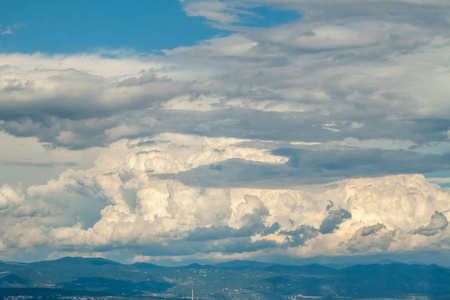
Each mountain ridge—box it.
[0,257,448,299]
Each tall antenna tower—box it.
[191,288,198,300]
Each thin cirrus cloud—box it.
[0,0,448,264]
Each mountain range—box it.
[0,257,449,299]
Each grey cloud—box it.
[263,222,280,235]
[11,204,52,218]
[126,140,156,149]
[159,159,297,188]
[209,164,223,171]
[160,110,443,150]
[183,0,450,34]
[346,224,395,253]
[47,108,448,149]
[2,0,450,152]
[0,114,114,149]
[88,223,312,256]
[185,226,241,242]
[326,201,334,211]
[280,225,318,247]
[252,1,450,29]
[0,69,184,121]
[72,223,303,257]
[146,236,279,256]
[210,237,278,254]
[1,78,33,93]
[239,195,270,227]
[68,232,281,257]
[116,72,171,87]
[319,208,351,234]
[4,21,450,151]
[348,118,450,146]
[414,211,449,236]
[185,223,276,243]
[361,224,386,237]
[274,148,450,177]
[166,149,450,188]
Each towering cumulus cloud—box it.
[0,0,449,264]
[0,134,448,263]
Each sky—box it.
[0,0,449,265]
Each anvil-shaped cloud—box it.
[0,134,448,263]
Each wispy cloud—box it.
[0,23,25,35]
[183,1,243,25]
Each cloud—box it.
[278,148,450,175]
[280,225,318,247]
[1,16,450,152]
[0,135,447,262]
[414,211,448,236]
[427,177,450,184]
[183,1,243,25]
[170,148,450,188]
[1,0,450,262]
[255,23,380,53]
[0,23,25,35]
[346,224,396,253]
[361,224,386,237]
[251,0,450,26]
[0,181,26,210]
[319,208,352,234]
[3,6,450,149]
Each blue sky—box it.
[0,0,449,265]
[1,0,299,54]
[1,0,223,53]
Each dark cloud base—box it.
[1,109,449,150]
[164,149,450,188]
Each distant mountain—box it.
[131,262,166,270]
[181,263,214,269]
[0,257,449,299]
[215,260,278,270]
[265,263,338,275]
